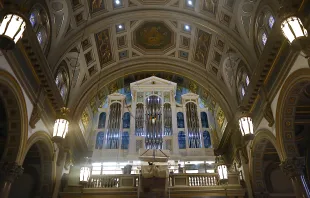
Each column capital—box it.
[280,157,305,178]
[1,162,24,183]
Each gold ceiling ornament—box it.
[81,110,90,129]
[216,108,225,128]
[109,83,118,93]
[189,81,197,93]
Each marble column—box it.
[280,157,310,198]
[0,162,24,198]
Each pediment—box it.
[130,76,177,91]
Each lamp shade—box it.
[80,166,91,183]
[238,116,253,136]
[52,107,70,142]
[281,16,308,43]
[217,164,228,180]
[0,14,26,50]
[216,155,228,182]
[53,119,69,139]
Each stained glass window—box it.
[29,12,36,27]
[201,112,209,128]
[123,112,130,128]
[98,112,106,128]
[245,75,250,86]
[177,112,185,128]
[203,131,212,148]
[95,132,105,149]
[37,31,43,44]
[178,131,186,149]
[241,86,245,97]
[262,32,267,45]
[121,132,129,149]
[268,15,275,29]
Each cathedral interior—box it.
[0,0,310,197]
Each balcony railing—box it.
[84,172,240,189]
[169,173,218,187]
[87,174,140,188]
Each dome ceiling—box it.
[46,0,263,120]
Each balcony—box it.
[60,173,245,198]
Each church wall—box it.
[0,54,51,156]
[255,54,309,138]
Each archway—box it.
[10,131,56,198]
[276,68,310,179]
[0,97,7,161]
[0,70,28,166]
[251,130,294,197]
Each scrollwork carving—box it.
[280,157,305,178]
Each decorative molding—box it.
[29,104,41,129]
[1,162,24,183]
[280,157,306,178]
[263,102,274,127]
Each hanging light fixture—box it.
[238,115,254,141]
[0,13,26,50]
[52,107,70,143]
[281,16,308,43]
[216,155,228,184]
[80,157,91,184]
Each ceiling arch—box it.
[70,60,236,122]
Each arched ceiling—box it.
[45,0,268,120]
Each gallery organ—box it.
[92,76,214,164]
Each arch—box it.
[276,68,310,159]
[0,70,28,165]
[20,131,55,197]
[70,61,235,125]
[250,129,284,194]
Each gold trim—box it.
[0,70,28,165]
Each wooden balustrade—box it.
[86,173,239,189]
[87,174,139,188]
[169,173,219,187]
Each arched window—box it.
[201,112,209,128]
[29,4,50,52]
[237,67,250,100]
[268,15,275,29]
[121,132,129,149]
[95,132,105,149]
[241,86,245,97]
[55,66,69,102]
[203,131,212,148]
[98,112,106,129]
[177,112,185,128]
[123,112,130,129]
[261,32,268,45]
[178,131,186,149]
[255,7,275,52]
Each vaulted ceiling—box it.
[43,0,277,119]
